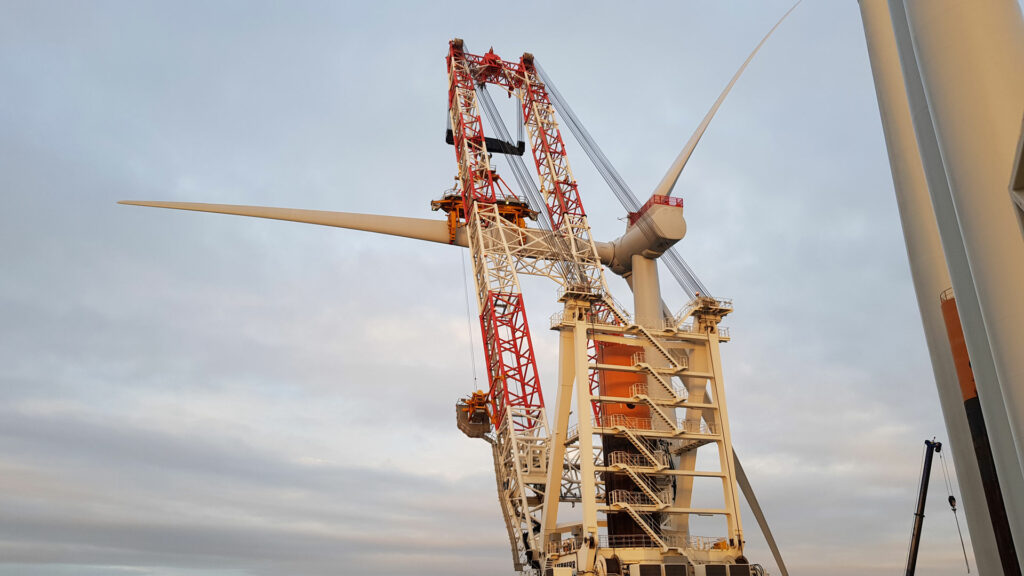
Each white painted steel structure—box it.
[124,70,768,576]
[122,12,809,575]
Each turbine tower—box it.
[859,1,1024,573]
[122,15,799,575]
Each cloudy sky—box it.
[0,1,991,575]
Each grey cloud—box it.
[0,408,506,574]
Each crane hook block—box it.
[456,391,492,439]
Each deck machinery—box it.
[443,40,752,576]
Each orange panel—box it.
[940,296,978,402]
[597,342,649,422]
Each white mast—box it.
[898,1,1024,475]
[858,2,1003,571]
[861,0,1024,570]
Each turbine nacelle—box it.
[600,196,687,277]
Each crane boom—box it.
[447,39,551,570]
[905,440,941,576]
[444,40,750,576]
[121,36,772,576]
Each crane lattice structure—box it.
[444,39,743,576]
[122,17,801,575]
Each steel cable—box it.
[939,449,971,573]
[476,84,588,288]
[537,62,710,299]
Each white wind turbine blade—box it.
[121,201,620,266]
[652,1,801,198]
[119,201,467,246]
[734,450,789,576]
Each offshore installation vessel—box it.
[122,2,1024,574]
[123,29,792,575]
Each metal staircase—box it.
[614,501,667,550]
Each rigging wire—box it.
[536,62,711,299]
[459,248,480,388]
[475,83,589,289]
[939,448,972,573]
[536,63,639,211]
[476,86,548,226]
[516,96,524,143]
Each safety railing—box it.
[673,321,730,339]
[676,295,733,318]
[629,382,648,398]
[608,488,672,508]
[567,416,712,439]
[671,349,690,369]
[598,532,727,551]
[550,308,625,330]
[629,316,677,332]
[556,284,606,303]
[600,533,659,549]
[940,287,955,303]
[550,311,566,329]
[627,194,684,226]
[630,380,687,402]
[605,413,715,436]
[683,534,729,551]
[605,413,653,431]
[632,347,689,371]
[702,296,733,309]
[680,419,716,435]
[566,417,606,441]
[608,450,668,469]
[546,536,582,555]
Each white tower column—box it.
[630,255,662,327]
[890,0,1024,567]
[902,0,1024,470]
[631,255,674,433]
[858,1,1001,571]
